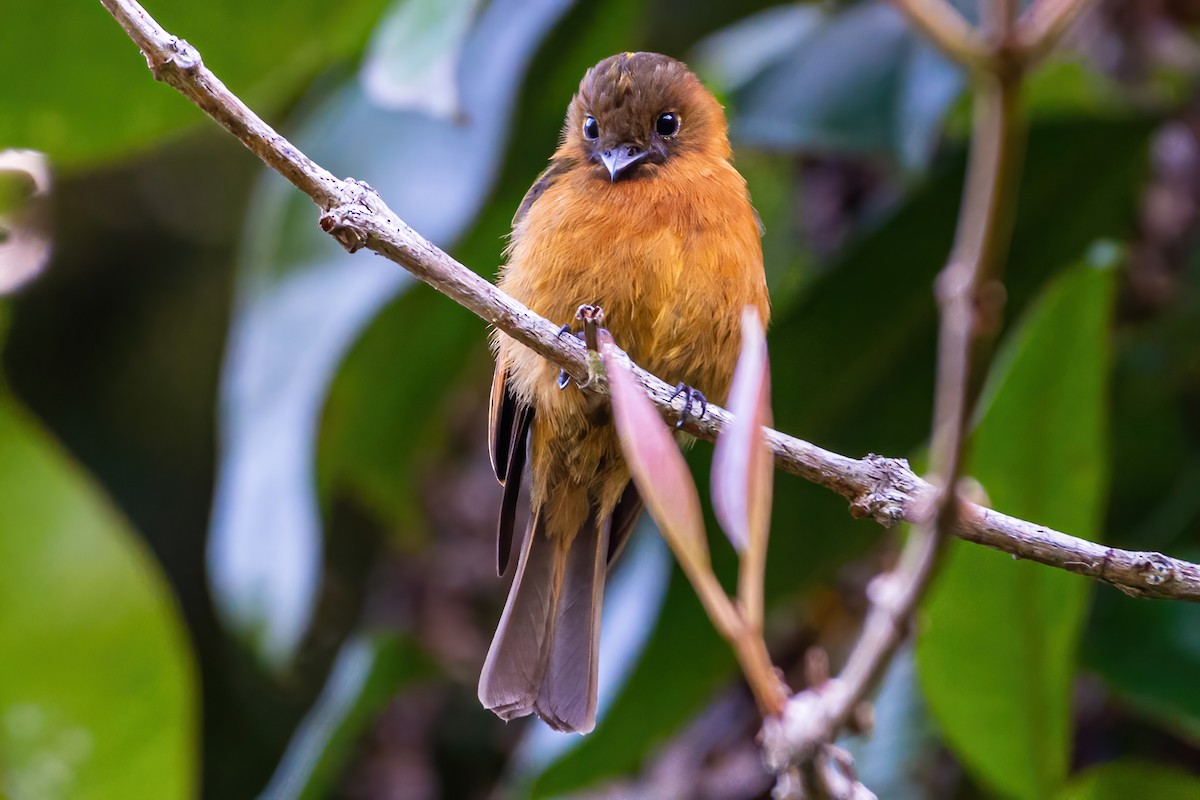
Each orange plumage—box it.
[479,52,769,733]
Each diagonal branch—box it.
[1014,0,1102,64]
[887,0,990,67]
[96,0,1200,606]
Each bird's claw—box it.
[557,307,607,390]
[575,304,605,353]
[668,383,707,430]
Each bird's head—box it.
[563,52,729,183]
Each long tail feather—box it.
[478,512,559,720]
[480,508,613,733]
[535,515,610,733]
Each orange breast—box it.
[499,153,768,409]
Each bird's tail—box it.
[478,509,610,733]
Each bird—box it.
[479,51,770,734]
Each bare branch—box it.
[1014,0,1101,64]
[888,0,990,68]
[765,0,1026,778]
[95,0,1200,608]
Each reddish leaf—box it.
[601,334,709,572]
[711,307,773,553]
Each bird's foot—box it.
[668,383,707,430]
[575,304,608,390]
[556,307,608,390]
[575,304,605,352]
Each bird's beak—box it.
[600,145,648,181]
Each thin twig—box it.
[764,0,1029,780]
[95,0,1200,605]
[1014,0,1102,64]
[887,0,990,67]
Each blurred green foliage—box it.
[0,396,196,798]
[0,0,389,166]
[919,251,1116,799]
[1062,761,1200,799]
[3,0,1200,798]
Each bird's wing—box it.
[512,158,572,228]
[606,482,644,565]
[490,362,533,575]
[488,362,516,481]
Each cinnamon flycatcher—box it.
[480,52,770,733]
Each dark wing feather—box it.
[512,158,571,228]
[606,482,644,565]
[496,403,532,576]
[488,363,516,482]
[490,361,533,575]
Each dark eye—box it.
[583,115,599,140]
[655,112,680,137]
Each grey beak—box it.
[600,145,648,181]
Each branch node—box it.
[148,36,201,81]
[934,257,973,306]
[849,455,917,527]
[1135,552,1176,588]
[318,181,382,253]
[864,570,906,615]
[319,208,368,252]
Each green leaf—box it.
[917,249,1119,800]
[1083,257,1200,744]
[360,0,482,117]
[2,0,388,167]
[1082,572,1200,745]
[261,632,433,800]
[1022,59,1130,120]
[0,396,196,799]
[1060,761,1200,800]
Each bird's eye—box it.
[655,112,680,138]
[583,116,599,141]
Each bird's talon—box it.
[557,323,573,338]
[575,304,605,327]
[669,382,707,429]
[557,369,571,390]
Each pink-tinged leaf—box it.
[601,334,709,572]
[712,307,773,553]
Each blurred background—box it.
[2,0,1200,798]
